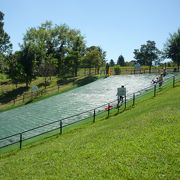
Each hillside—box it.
[0,83,180,179]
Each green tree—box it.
[82,46,106,75]
[0,11,12,72]
[7,51,24,88]
[66,29,85,77]
[39,55,57,87]
[48,24,85,77]
[0,54,6,72]
[21,21,86,80]
[0,11,12,54]
[109,59,115,66]
[22,21,58,85]
[19,44,36,87]
[117,55,125,66]
[164,28,180,70]
[134,40,160,72]
[49,24,69,76]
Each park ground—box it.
[0,76,179,179]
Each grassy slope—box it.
[0,85,180,179]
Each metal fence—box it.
[0,73,179,150]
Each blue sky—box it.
[1,0,180,62]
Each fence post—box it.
[20,133,22,149]
[60,120,63,134]
[173,76,175,88]
[108,103,110,118]
[93,109,96,123]
[13,99,16,105]
[133,93,135,107]
[154,85,156,97]
[125,96,127,109]
[117,98,120,113]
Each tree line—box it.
[0,11,180,87]
[0,12,106,87]
[110,38,180,72]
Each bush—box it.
[114,65,121,75]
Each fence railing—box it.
[0,73,180,150]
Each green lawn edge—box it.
[0,78,179,179]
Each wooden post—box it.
[93,109,96,123]
[117,98,120,113]
[154,85,156,97]
[133,93,135,107]
[173,76,175,88]
[20,133,22,149]
[125,96,127,109]
[108,103,110,118]
[60,120,63,134]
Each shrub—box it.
[114,65,121,75]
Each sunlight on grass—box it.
[0,81,179,179]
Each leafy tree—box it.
[82,46,106,75]
[6,48,36,88]
[39,55,57,87]
[22,21,54,76]
[22,22,56,82]
[94,46,106,74]
[164,28,180,70]
[66,29,85,77]
[114,65,121,75]
[125,60,135,66]
[117,55,125,66]
[0,11,12,54]
[82,48,98,75]
[24,22,59,85]
[50,24,70,76]
[0,11,12,72]
[7,52,24,88]
[19,44,36,87]
[0,53,6,72]
[134,40,161,72]
[21,21,86,80]
[109,59,115,66]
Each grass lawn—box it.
[0,81,179,179]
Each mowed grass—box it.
[0,84,180,179]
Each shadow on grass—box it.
[75,76,98,87]
[37,82,51,88]
[57,77,77,86]
[0,86,29,104]
[0,80,11,85]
